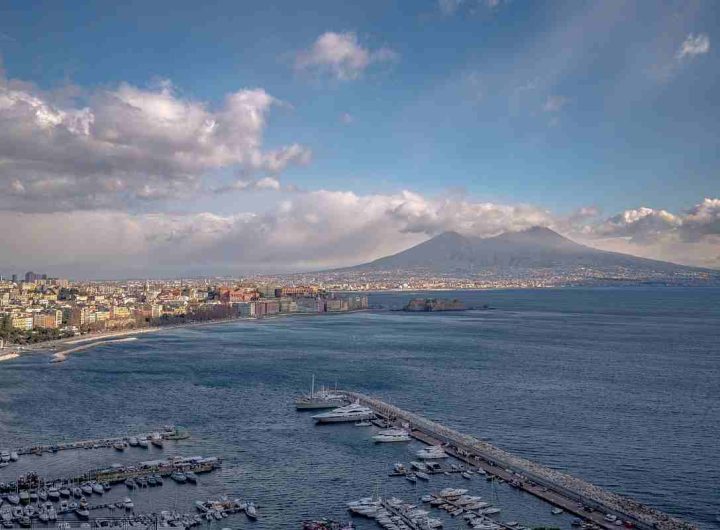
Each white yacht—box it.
[372,428,411,443]
[295,376,346,410]
[416,445,448,459]
[312,402,375,423]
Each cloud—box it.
[340,112,354,124]
[0,70,309,211]
[295,32,398,81]
[213,176,282,193]
[542,95,568,113]
[438,0,505,16]
[676,33,710,60]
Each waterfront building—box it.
[11,314,34,331]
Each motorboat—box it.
[92,482,104,494]
[8,453,17,462]
[124,478,136,489]
[416,446,448,460]
[245,502,257,520]
[150,434,164,448]
[128,437,139,447]
[406,473,417,483]
[123,497,134,510]
[552,508,564,515]
[372,428,411,443]
[312,402,375,424]
[59,487,71,498]
[75,508,90,519]
[170,472,187,483]
[138,438,149,448]
[113,442,126,451]
[185,472,198,484]
[38,489,48,502]
[73,487,82,498]
[81,484,93,496]
[18,492,29,505]
[48,487,60,501]
[416,472,430,481]
[0,451,9,463]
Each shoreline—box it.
[13,309,373,363]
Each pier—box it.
[338,390,697,530]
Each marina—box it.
[332,392,697,530]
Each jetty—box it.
[337,390,697,530]
[10,425,189,459]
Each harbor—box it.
[327,391,697,530]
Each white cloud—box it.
[676,33,710,60]
[0,70,310,211]
[438,0,506,16]
[543,95,568,113]
[295,32,397,81]
[340,112,354,124]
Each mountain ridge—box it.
[337,226,708,274]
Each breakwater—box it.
[338,390,697,530]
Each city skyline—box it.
[1,0,719,277]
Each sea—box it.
[0,287,718,529]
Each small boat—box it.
[92,483,104,494]
[58,500,69,512]
[38,489,48,501]
[102,482,112,491]
[18,517,30,528]
[170,472,187,483]
[311,402,375,424]
[123,497,134,510]
[136,476,148,488]
[0,451,9,463]
[147,476,157,487]
[462,472,472,480]
[245,502,257,520]
[416,446,448,460]
[153,474,163,486]
[81,484,93,496]
[416,472,430,481]
[405,473,417,483]
[128,437,139,447]
[59,488,71,498]
[113,442,126,451]
[138,438,149,448]
[150,434,164,448]
[75,508,90,519]
[185,472,198,484]
[393,462,406,473]
[372,428,411,443]
[124,478,136,489]
[421,495,434,503]
[48,487,60,501]
[72,487,82,498]
[18,492,29,505]
[355,420,372,426]
[552,508,564,515]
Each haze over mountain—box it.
[342,227,705,275]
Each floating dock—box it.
[338,390,697,530]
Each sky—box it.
[0,0,718,278]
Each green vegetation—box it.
[0,316,73,345]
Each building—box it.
[237,302,256,317]
[11,315,34,331]
[24,271,47,283]
[33,310,62,329]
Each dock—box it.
[338,390,697,530]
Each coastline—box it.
[0,351,20,363]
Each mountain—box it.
[341,226,703,275]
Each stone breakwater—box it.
[339,390,697,530]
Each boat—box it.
[0,451,9,463]
[138,438,149,448]
[75,508,90,519]
[153,474,164,486]
[355,420,372,426]
[406,473,417,483]
[113,442,126,451]
[18,517,30,528]
[416,472,430,481]
[38,489,48,501]
[128,437,139,447]
[185,471,198,483]
[150,434,164,448]
[552,508,564,515]
[311,402,375,424]
[72,487,82,498]
[462,471,472,479]
[8,453,18,462]
[372,428,411,443]
[18,492,29,505]
[245,502,257,519]
[170,472,187,483]
[416,446,448,460]
[123,497,134,510]
[124,478,136,489]
[81,484,93,496]
[147,476,157,487]
[48,487,60,501]
[410,461,428,471]
[92,482,104,494]
[295,376,347,410]
[59,487,71,498]
[393,463,406,473]
[136,476,148,488]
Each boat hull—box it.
[313,412,375,424]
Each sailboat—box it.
[294,375,346,410]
